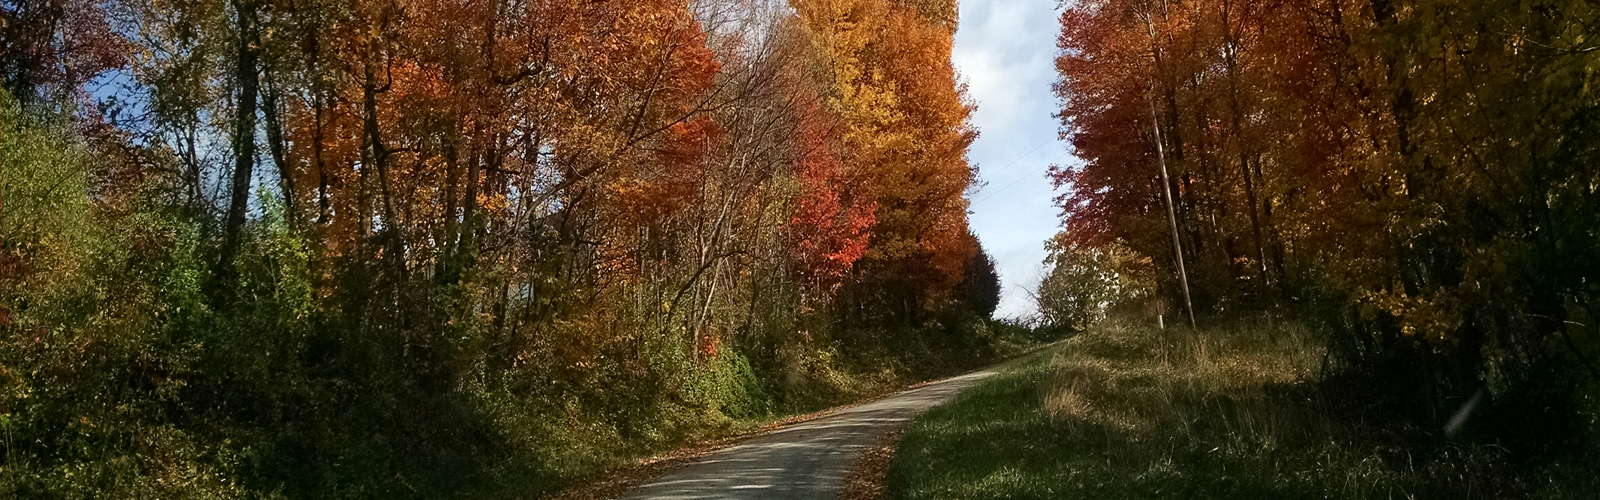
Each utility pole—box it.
[1149,93,1196,329]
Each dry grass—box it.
[887,315,1599,499]
[1040,318,1323,455]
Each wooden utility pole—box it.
[1149,93,1196,329]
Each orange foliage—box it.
[791,0,979,313]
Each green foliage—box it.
[1,91,96,268]
[1035,237,1153,333]
[958,247,1001,320]
[1,90,255,499]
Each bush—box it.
[1035,237,1154,333]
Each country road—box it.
[618,369,997,499]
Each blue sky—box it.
[954,0,1072,319]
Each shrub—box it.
[1035,237,1154,333]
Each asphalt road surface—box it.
[619,369,996,500]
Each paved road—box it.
[619,369,996,500]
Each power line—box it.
[972,150,1072,206]
[977,139,1052,181]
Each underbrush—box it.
[0,226,1036,500]
[0,292,1032,500]
[888,315,1600,499]
[0,216,1033,500]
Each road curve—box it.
[619,369,996,500]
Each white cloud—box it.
[953,0,1071,319]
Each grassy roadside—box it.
[886,316,1600,499]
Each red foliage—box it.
[0,0,127,99]
[788,93,875,299]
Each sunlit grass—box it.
[887,316,1600,499]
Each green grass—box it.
[887,316,1600,499]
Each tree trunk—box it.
[216,0,262,304]
[314,92,330,225]
[263,73,295,223]
[363,45,405,280]
[1219,0,1270,288]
